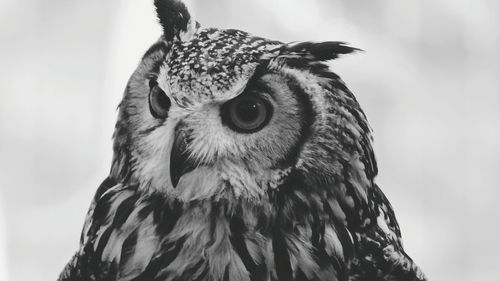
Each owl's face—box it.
[111,3,375,202]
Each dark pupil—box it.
[149,83,171,119]
[236,100,260,123]
[155,87,171,109]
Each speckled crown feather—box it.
[154,0,358,108]
[163,28,282,108]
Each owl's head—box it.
[111,0,377,201]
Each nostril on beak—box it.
[170,127,197,188]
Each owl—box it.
[58,1,426,280]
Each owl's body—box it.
[59,1,426,280]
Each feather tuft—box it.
[154,0,196,42]
[280,41,362,61]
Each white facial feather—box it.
[133,68,306,200]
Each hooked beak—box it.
[170,124,198,188]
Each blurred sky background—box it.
[0,0,499,280]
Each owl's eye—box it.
[222,95,272,133]
[148,80,171,119]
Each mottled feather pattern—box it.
[60,169,423,281]
[163,28,281,108]
[59,1,426,280]
[61,178,354,281]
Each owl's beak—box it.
[170,125,197,188]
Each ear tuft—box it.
[154,0,195,42]
[280,41,362,61]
